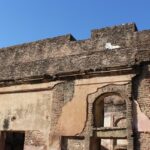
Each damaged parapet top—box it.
[91,23,137,39]
[0,23,150,83]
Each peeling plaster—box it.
[133,100,150,132]
[0,81,61,93]
[55,75,132,136]
[105,43,120,50]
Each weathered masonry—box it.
[0,23,150,150]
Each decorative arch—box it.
[88,84,130,104]
[87,84,134,150]
[114,117,126,127]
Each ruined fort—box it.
[0,23,149,150]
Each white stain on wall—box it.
[105,43,120,50]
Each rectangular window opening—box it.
[0,131,25,150]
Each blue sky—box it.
[0,0,150,47]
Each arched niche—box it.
[87,84,133,150]
[93,93,126,128]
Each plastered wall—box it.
[56,75,133,136]
[0,74,134,150]
[0,82,58,150]
[0,91,52,131]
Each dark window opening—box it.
[0,131,25,150]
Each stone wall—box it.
[0,74,134,150]
[0,23,150,82]
[61,137,85,150]
[133,64,150,150]
[0,23,149,150]
[135,133,150,150]
[24,131,47,150]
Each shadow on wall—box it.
[101,145,109,150]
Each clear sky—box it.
[0,0,150,48]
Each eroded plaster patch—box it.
[133,100,150,132]
[55,75,132,136]
[105,43,120,50]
